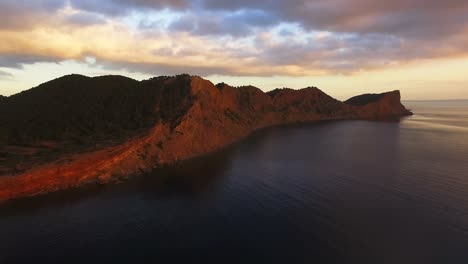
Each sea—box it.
[1,100,468,264]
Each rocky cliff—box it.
[0,74,412,201]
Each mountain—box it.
[0,74,412,200]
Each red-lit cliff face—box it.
[0,75,412,201]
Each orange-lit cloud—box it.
[0,0,468,98]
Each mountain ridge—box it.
[0,74,412,201]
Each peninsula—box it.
[0,74,412,201]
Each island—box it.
[0,74,412,201]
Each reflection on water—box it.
[1,100,468,264]
[405,100,468,130]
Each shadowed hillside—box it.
[345,93,388,106]
[0,74,193,147]
[0,74,412,200]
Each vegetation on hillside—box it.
[345,93,386,106]
[0,74,193,147]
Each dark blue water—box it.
[1,100,468,263]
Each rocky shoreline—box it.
[0,75,412,201]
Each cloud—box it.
[69,0,189,16]
[0,70,13,79]
[0,54,60,69]
[198,0,468,40]
[65,12,107,26]
[0,0,65,29]
[0,0,467,78]
[168,10,278,37]
[99,59,243,77]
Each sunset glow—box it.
[1,0,468,99]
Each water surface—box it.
[1,100,468,263]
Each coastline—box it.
[0,115,411,202]
[0,75,412,201]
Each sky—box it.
[0,0,467,100]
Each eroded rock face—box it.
[0,75,412,201]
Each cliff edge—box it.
[0,75,412,201]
